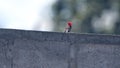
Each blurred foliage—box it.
[52,0,120,34]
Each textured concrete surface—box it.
[0,29,120,68]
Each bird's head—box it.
[67,21,72,27]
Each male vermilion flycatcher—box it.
[64,21,72,33]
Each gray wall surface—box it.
[0,29,120,68]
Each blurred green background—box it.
[52,0,120,34]
[0,0,119,34]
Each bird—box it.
[64,21,72,33]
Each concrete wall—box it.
[0,29,120,68]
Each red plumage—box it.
[67,21,72,27]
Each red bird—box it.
[64,21,72,33]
